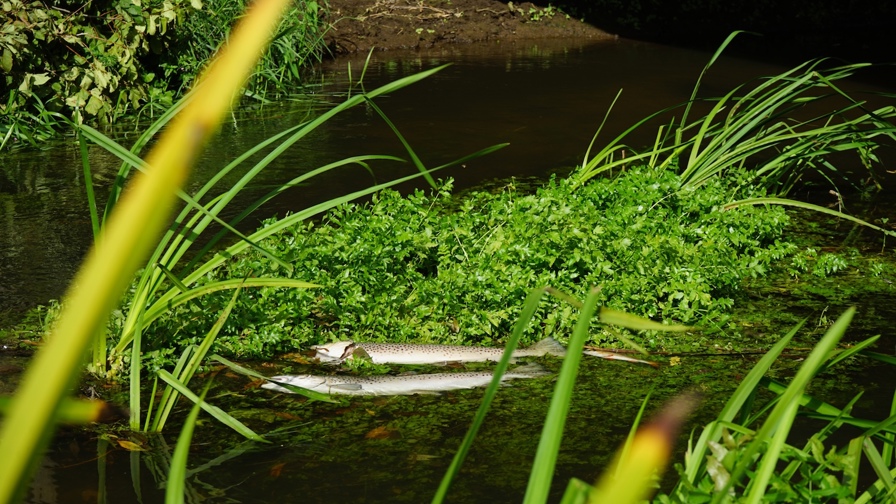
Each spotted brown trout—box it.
[312,337,567,365]
[261,363,549,396]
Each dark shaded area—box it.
[536,0,895,81]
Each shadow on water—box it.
[4,37,895,503]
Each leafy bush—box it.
[1,0,199,129]
[138,165,795,360]
[0,0,328,148]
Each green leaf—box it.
[84,94,105,116]
[0,49,12,73]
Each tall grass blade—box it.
[364,97,437,189]
[857,453,896,503]
[581,89,624,169]
[165,383,207,504]
[885,389,896,470]
[725,197,896,237]
[0,2,290,499]
[599,308,692,332]
[157,370,266,442]
[97,438,108,504]
[523,287,601,504]
[615,391,652,480]
[130,449,144,504]
[431,287,548,504]
[677,31,749,138]
[78,131,100,239]
[130,311,144,430]
[864,438,896,497]
[559,478,593,504]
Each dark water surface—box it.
[2,37,845,319]
[3,38,894,503]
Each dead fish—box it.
[262,363,550,396]
[312,337,567,365]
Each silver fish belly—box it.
[312,337,567,365]
[262,363,549,396]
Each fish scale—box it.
[262,363,550,396]
[312,337,567,365]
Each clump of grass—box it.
[574,32,896,237]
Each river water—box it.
[3,37,895,503]
[4,37,865,319]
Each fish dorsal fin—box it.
[528,338,567,357]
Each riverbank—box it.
[323,0,615,54]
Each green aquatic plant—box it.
[159,166,792,362]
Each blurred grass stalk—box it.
[589,392,700,504]
[0,0,292,501]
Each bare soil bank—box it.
[323,0,615,54]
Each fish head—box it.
[311,341,356,363]
[262,374,328,393]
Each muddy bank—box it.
[323,0,614,54]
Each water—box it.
[25,357,706,504]
[3,37,895,503]
[1,38,833,319]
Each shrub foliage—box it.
[0,0,327,147]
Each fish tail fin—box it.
[530,337,567,357]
